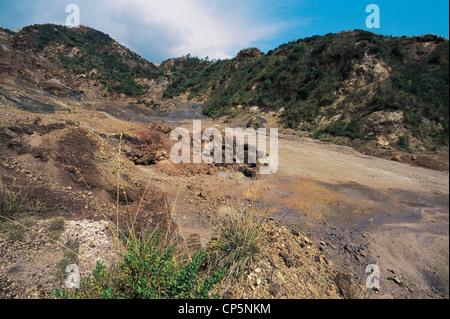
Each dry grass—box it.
[0,177,24,221]
[206,185,268,280]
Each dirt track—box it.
[276,133,448,194]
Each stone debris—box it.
[214,222,342,299]
[58,220,118,277]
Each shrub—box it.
[207,204,266,279]
[53,229,225,299]
[397,135,411,151]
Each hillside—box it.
[162,31,449,151]
[3,24,162,100]
[0,24,448,300]
[1,24,449,153]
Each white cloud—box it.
[100,0,287,60]
[27,0,295,62]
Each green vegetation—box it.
[161,31,449,148]
[56,239,79,282]
[161,55,213,99]
[13,24,162,97]
[53,229,225,299]
[10,25,448,148]
[50,198,266,299]
[0,27,15,36]
[395,135,412,152]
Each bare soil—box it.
[0,102,448,299]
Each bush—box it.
[207,204,265,279]
[397,135,411,151]
[53,229,225,299]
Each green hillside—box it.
[162,30,449,148]
[12,24,162,97]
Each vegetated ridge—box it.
[1,24,449,152]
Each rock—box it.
[388,277,402,286]
[236,48,263,59]
[246,116,267,129]
[279,252,293,268]
[249,106,260,113]
[344,245,353,253]
[335,273,355,299]
[268,283,281,297]
[276,107,285,117]
[239,167,256,178]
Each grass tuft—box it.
[206,202,266,279]
[0,178,23,221]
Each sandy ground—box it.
[0,103,448,299]
[268,133,449,298]
[168,118,449,299]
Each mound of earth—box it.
[215,222,353,299]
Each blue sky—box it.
[0,0,448,63]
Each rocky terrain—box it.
[0,24,448,299]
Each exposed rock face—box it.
[338,53,391,94]
[364,110,406,147]
[236,48,264,59]
[246,116,268,129]
[365,110,404,131]
[409,40,439,61]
